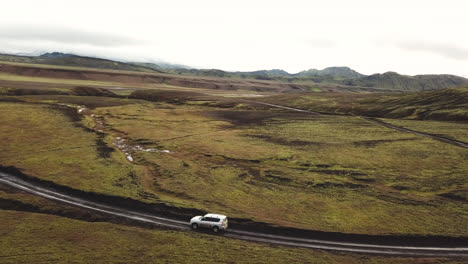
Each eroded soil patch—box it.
[353,138,419,147]
[204,110,319,126]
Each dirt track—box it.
[362,117,468,149]
[0,170,467,257]
[244,100,468,149]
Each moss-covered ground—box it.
[0,189,464,264]
[380,118,468,143]
[255,87,468,121]
[1,93,465,236]
[94,103,467,236]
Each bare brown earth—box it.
[0,63,308,93]
[0,62,401,93]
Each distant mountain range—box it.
[343,72,468,91]
[296,67,364,79]
[160,66,363,80]
[161,66,468,91]
[0,52,467,91]
[131,61,192,70]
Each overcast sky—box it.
[1,0,467,76]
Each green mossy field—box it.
[0,71,467,262]
[3,210,464,264]
[0,188,464,264]
[256,87,468,121]
[380,118,468,143]
[0,92,466,236]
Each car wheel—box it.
[213,226,219,233]
[191,223,198,230]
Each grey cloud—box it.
[396,41,468,61]
[0,24,148,47]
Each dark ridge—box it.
[0,191,167,230]
[247,134,326,147]
[1,165,467,247]
[0,165,204,221]
[205,110,319,127]
[0,52,162,73]
[49,104,114,158]
[0,197,111,223]
[439,191,468,202]
[95,133,114,158]
[71,86,119,97]
[2,88,69,96]
[313,182,366,189]
[128,89,204,103]
[0,97,25,102]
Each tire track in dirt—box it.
[0,171,467,257]
[361,117,468,149]
[243,100,468,149]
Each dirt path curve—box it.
[0,171,467,257]
[362,117,468,149]
[243,100,468,149]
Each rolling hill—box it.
[1,52,467,91]
[155,65,468,91]
[296,66,365,79]
[343,71,468,91]
[0,52,161,73]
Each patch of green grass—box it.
[0,72,123,87]
[1,187,465,263]
[257,87,468,121]
[1,94,466,237]
[0,60,156,74]
[380,118,468,143]
[311,87,322,92]
[0,71,270,99]
[10,94,143,108]
[4,208,459,264]
[93,103,468,236]
[0,102,154,202]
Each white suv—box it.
[190,213,228,232]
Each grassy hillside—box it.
[259,87,468,121]
[1,209,455,264]
[2,52,467,91]
[343,72,468,91]
[1,92,466,236]
[150,66,468,91]
[355,87,468,120]
[0,62,313,93]
[297,66,365,79]
[0,52,160,73]
[1,185,463,263]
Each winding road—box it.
[0,171,467,257]
[1,100,467,257]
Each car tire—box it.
[213,226,219,233]
[191,223,198,230]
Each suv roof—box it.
[204,213,226,219]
